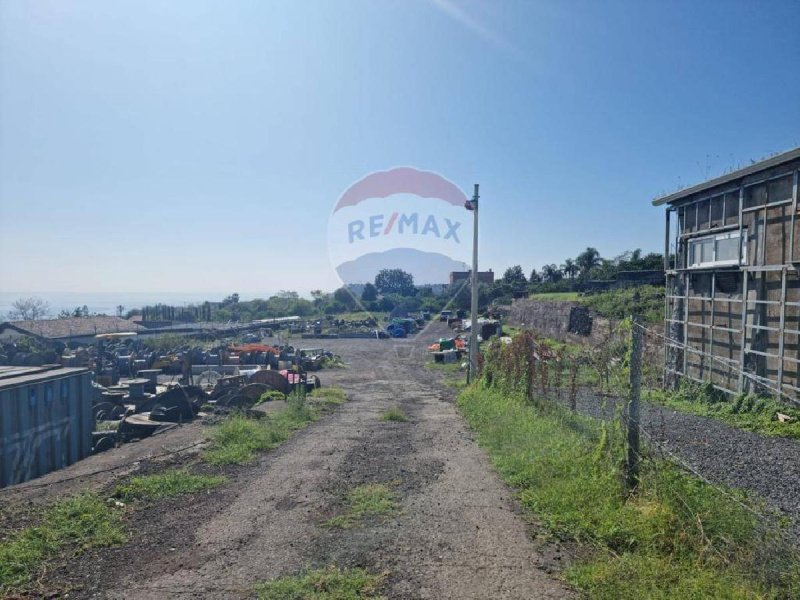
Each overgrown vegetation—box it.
[253,566,386,599]
[94,420,120,431]
[309,386,348,406]
[203,397,315,465]
[461,335,800,599]
[647,380,800,439]
[425,361,462,373]
[459,385,798,598]
[380,407,407,422]
[528,292,582,301]
[529,286,664,325]
[581,285,664,324]
[203,387,347,464]
[325,483,398,529]
[113,469,226,501]
[0,494,126,593]
[257,390,287,404]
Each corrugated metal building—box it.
[653,147,800,399]
[0,365,93,487]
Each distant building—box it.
[449,269,494,285]
[653,147,800,399]
[0,316,144,344]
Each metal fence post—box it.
[626,315,643,492]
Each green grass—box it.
[254,566,386,599]
[425,360,462,373]
[442,377,467,390]
[326,484,398,529]
[0,494,127,593]
[646,381,800,439]
[257,390,287,404]
[425,360,467,390]
[380,407,408,422]
[309,387,348,405]
[203,397,316,465]
[529,292,582,301]
[113,469,226,501]
[581,285,664,324]
[457,383,799,599]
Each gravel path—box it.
[565,389,800,533]
[24,322,574,599]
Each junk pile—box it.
[91,378,208,452]
[428,336,467,364]
[302,316,382,338]
[91,345,338,455]
[386,318,418,338]
[463,318,503,340]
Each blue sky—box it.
[1,0,798,298]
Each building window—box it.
[688,230,745,268]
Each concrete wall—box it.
[506,299,620,346]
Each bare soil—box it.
[1,322,575,599]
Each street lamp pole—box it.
[466,183,479,383]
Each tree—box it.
[576,247,602,277]
[361,282,378,302]
[6,297,50,321]
[502,265,527,287]
[542,264,563,283]
[333,287,357,311]
[116,305,125,317]
[223,293,240,306]
[561,258,578,280]
[374,268,415,296]
[310,290,325,308]
[529,268,542,283]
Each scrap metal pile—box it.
[88,338,339,455]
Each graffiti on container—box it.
[4,417,72,484]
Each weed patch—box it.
[425,361,463,373]
[114,469,226,501]
[309,387,348,405]
[0,494,126,593]
[254,566,386,599]
[458,384,799,598]
[529,292,582,301]
[204,396,315,465]
[257,390,287,405]
[646,382,800,439]
[326,483,398,528]
[380,407,407,422]
[94,420,120,432]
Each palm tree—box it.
[542,264,563,283]
[561,258,578,280]
[576,247,602,277]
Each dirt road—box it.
[13,323,575,599]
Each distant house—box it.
[652,147,800,399]
[449,270,495,285]
[0,316,145,344]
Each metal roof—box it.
[1,316,145,339]
[0,366,89,389]
[652,147,800,207]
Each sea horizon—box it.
[0,291,279,319]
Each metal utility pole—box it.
[466,184,480,383]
